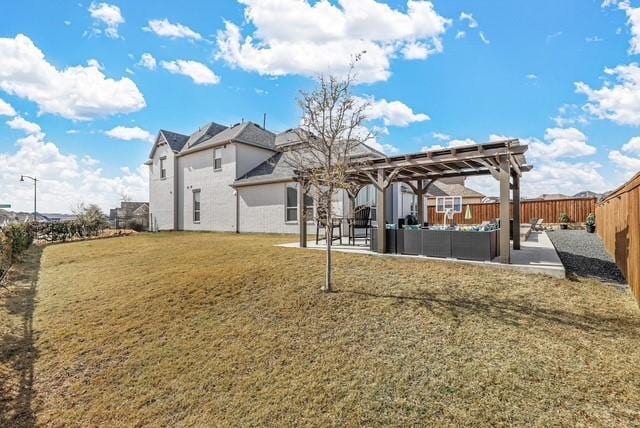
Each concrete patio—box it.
[279,231,565,278]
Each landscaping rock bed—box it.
[547,230,626,285]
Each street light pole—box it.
[20,175,38,222]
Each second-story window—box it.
[214,148,222,170]
[160,157,167,179]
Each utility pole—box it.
[20,175,38,222]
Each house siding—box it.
[238,182,346,234]
[149,141,176,231]
[178,144,237,232]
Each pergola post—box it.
[416,179,425,225]
[377,169,387,253]
[499,155,511,263]
[298,182,307,248]
[512,173,521,251]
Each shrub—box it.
[559,213,570,224]
[586,213,596,226]
[0,223,35,278]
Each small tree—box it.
[286,69,372,292]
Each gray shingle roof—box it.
[233,139,384,187]
[427,182,485,198]
[159,130,189,152]
[185,122,228,148]
[233,152,294,186]
[180,121,276,153]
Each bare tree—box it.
[286,69,373,292]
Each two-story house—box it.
[147,120,484,233]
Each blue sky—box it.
[2,0,640,213]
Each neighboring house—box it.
[396,178,485,224]
[110,202,149,230]
[147,120,487,233]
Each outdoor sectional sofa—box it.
[370,227,499,261]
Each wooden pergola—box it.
[298,139,532,264]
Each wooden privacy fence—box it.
[596,173,640,305]
[427,197,597,225]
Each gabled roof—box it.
[274,128,384,159]
[427,182,485,198]
[185,122,228,149]
[233,152,294,187]
[179,121,276,155]
[161,130,189,152]
[149,130,188,158]
[233,140,384,188]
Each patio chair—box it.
[533,218,544,231]
[316,207,343,245]
[347,205,371,246]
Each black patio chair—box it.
[348,205,371,246]
[316,207,343,245]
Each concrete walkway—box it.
[278,231,565,278]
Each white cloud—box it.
[0,97,16,116]
[401,41,437,60]
[7,116,42,136]
[161,60,220,85]
[138,53,157,70]
[528,127,596,159]
[88,2,124,39]
[467,160,608,198]
[216,0,450,84]
[0,34,145,121]
[359,96,429,126]
[576,63,640,125]
[64,20,71,26]
[105,126,155,143]
[459,12,478,28]
[609,150,640,169]
[82,155,100,166]
[432,132,450,141]
[455,31,466,39]
[622,136,640,153]
[522,161,607,196]
[609,136,640,170]
[546,31,563,43]
[144,19,203,41]
[479,31,490,44]
[0,122,148,213]
[551,103,589,127]
[608,1,640,54]
[526,74,537,80]
[421,137,476,152]
[586,35,604,43]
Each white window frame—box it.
[160,156,167,179]
[435,196,463,213]
[285,183,298,223]
[193,189,201,223]
[213,148,222,171]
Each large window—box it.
[213,148,222,170]
[304,194,314,222]
[193,189,201,222]
[285,184,297,222]
[355,185,377,219]
[435,196,462,213]
[160,157,166,179]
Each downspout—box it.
[235,188,240,233]
[173,156,179,230]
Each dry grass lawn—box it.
[2,232,640,426]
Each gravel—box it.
[547,230,626,285]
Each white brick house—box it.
[147,121,484,233]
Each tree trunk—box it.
[324,198,333,292]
